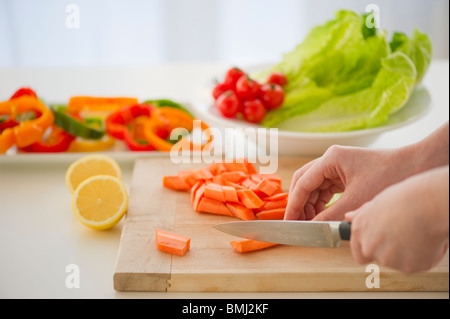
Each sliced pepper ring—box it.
[51,104,105,140]
[20,125,75,153]
[0,96,54,149]
[144,107,213,152]
[105,103,154,140]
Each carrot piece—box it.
[254,178,280,196]
[192,183,206,211]
[204,183,226,202]
[222,185,239,203]
[197,197,233,217]
[261,198,288,210]
[177,170,197,188]
[190,181,203,205]
[251,173,282,184]
[240,178,257,189]
[222,162,248,173]
[219,171,247,183]
[256,208,286,220]
[224,181,245,190]
[212,175,224,185]
[237,189,265,209]
[226,203,256,221]
[163,175,190,191]
[207,163,226,175]
[230,239,278,253]
[192,168,214,181]
[245,160,258,174]
[264,192,288,201]
[156,229,190,256]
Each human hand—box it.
[345,166,449,274]
[285,145,417,221]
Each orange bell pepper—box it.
[68,96,138,113]
[0,96,54,151]
[0,127,15,153]
[144,107,213,152]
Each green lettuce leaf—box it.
[390,28,432,83]
[275,52,417,132]
[259,10,432,132]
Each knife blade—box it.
[213,220,351,248]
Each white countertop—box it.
[0,61,448,299]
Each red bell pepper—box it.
[123,116,156,151]
[20,125,75,153]
[10,87,38,100]
[105,103,154,139]
[105,103,160,151]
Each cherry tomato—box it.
[242,99,266,124]
[266,72,288,86]
[259,83,285,110]
[212,82,232,100]
[224,67,246,88]
[236,75,261,100]
[10,87,38,100]
[216,90,240,118]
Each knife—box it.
[213,220,351,248]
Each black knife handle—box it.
[339,221,351,241]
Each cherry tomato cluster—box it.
[212,67,287,124]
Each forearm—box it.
[402,121,449,175]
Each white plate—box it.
[0,140,170,165]
[0,102,194,164]
[192,76,432,157]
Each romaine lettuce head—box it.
[260,10,432,132]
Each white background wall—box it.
[0,0,448,67]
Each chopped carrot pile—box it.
[156,229,191,256]
[163,158,288,253]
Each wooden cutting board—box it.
[113,156,449,292]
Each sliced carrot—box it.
[190,181,203,205]
[192,168,214,181]
[261,198,288,210]
[177,170,197,188]
[230,239,278,253]
[254,178,280,196]
[222,161,248,173]
[237,189,265,209]
[264,192,288,201]
[219,171,247,183]
[207,163,226,175]
[244,160,258,174]
[251,174,282,184]
[240,178,257,189]
[212,175,224,185]
[156,229,190,256]
[197,197,233,217]
[192,183,206,211]
[222,185,239,203]
[224,181,245,190]
[204,183,226,202]
[226,202,256,221]
[163,175,190,191]
[256,208,286,220]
